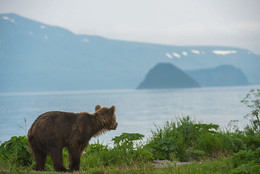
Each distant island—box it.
[137,63,200,89]
[186,65,250,87]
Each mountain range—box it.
[186,65,249,87]
[1,13,260,92]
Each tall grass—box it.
[80,132,153,169]
[144,116,246,162]
[0,120,259,173]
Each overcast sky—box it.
[1,0,260,54]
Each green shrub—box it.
[187,149,205,161]
[146,117,200,161]
[231,163,260,174]
[219,133,246,153]
[80,133,153,169]
[241,89,260,135]
[111,132,152,165]
[231,147,260,167]
[81,144,111,169]
[231,147,260,173]
[196,131,221,155]
[243,134,260,150]
[146,116,246,162]
[0,136,32,167]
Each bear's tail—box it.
[27,126,33,142]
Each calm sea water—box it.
[0,85,259,144]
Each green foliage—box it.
[112,132,144,147]
[145,116,234,161]
[231,163,260,174]
[196,132,220,154]
[80,133,153,170]
[146,117,203,161]
[81,144,111,169]
[232,147,260,167]
[187,149,205,161]
[111,133,152,166]
[231,147,260,173]
[0,136,32,167]
[241,89,260,134]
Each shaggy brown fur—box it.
[27,105,117,172]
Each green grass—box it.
[0,120,259,174]
[1,124,259,174]
[0,158,244,174]
[144,116,248,162]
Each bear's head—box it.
[107,106,118,130]
[95,105,118,130]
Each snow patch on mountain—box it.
[44,35,48,40]
[166,53,173,59]
[82,38,89,43]
[191,50,200,54]
[173,52,181,58]
[182,51,188,56]
[2,16,15,23]
[40,25,46,29]
[212,50,237,55]
[2,16,10,21]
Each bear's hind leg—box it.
[50,148,67,172]
[33,150,47,171]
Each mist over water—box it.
[0,85,258,144]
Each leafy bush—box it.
[145,116,246,162]
[232,147,260,167]
[112,133,153,165]
[195,132,221,155]
[187,149,205,161]
[229,88,260,173]
[81,143,111,169]
[80,133,153,169]
[222,133,245,151]
[231,147,260,173]
[241,89,260,135]
[0,136,32,167]
[145,117,211,161]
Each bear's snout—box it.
[112,122,118,130]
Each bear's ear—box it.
[108,105,116,115]
[95,105,101,111]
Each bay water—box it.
[0,85,259,145]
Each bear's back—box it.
[28,111,79,142]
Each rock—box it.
[152,160,192,168]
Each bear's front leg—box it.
[68,146,81,172]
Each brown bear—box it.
[27,105,117,172]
